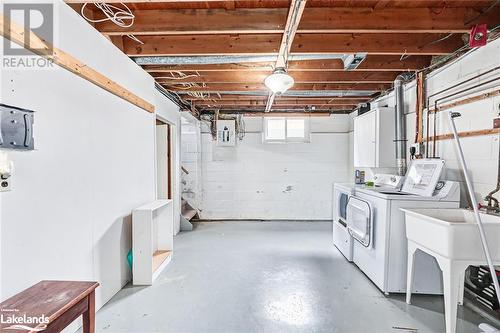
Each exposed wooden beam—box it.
[424,128,500,142]
[0,14,155,113]
[141,55,432,72]
[299,7,499,32]
[93,7,498,36]
[126,34,280,56]
[124,33,463,56]
[152,71,399,83]
[291,33,464,55]
[95,8,285,35]
[162,82,391,91]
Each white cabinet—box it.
[353,107,395,168]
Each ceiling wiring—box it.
[156,71,201,80]
[81,3,144,45]
[81,3,135,28]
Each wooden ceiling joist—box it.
[94,7,498,36]
[162,82,391,91]
[124,33,464,56]
[152,71,400,83]
[69,0,499,114]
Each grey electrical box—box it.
[0,104,35,150]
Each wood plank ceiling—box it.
[69,0,500,114]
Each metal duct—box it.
[394,76,407,176]
[134,54,367,70]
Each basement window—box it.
[263,117,310,143]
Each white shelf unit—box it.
[353,107,396,168]
[132,199,173,285]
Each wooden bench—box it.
[0,281,99,333]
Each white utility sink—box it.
[402,208,500,333]
[402,208,500,261]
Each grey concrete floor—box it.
[89,222,497,333]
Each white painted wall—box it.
[200,115,351,220]
[0,2,180,321]
[356,37,500,207]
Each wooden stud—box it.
[423,128,500,142]
[429,89,500,113]
[416,71,424,143]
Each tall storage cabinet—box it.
[353,107,396,168]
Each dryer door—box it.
[347,196,373,248]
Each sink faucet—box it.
[478,203,500,216]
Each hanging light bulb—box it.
[264,68,294,94]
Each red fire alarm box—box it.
[469,24,488,48]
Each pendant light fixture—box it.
[264,68,295,95]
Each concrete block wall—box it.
[181,112,202,209]
[199,115,352,220]
[362,37,500,207]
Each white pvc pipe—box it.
[447,111,500,315]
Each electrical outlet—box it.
[410,143,424,157]
[0,178,11,192]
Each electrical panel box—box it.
[216,120,236,147]
[0,104,35,150]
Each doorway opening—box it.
[156,119,172,200]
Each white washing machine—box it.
[346,159,461,294]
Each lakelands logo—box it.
[1,0,58,70]
[0,309,49,331]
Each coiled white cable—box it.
[81,2,135,28]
